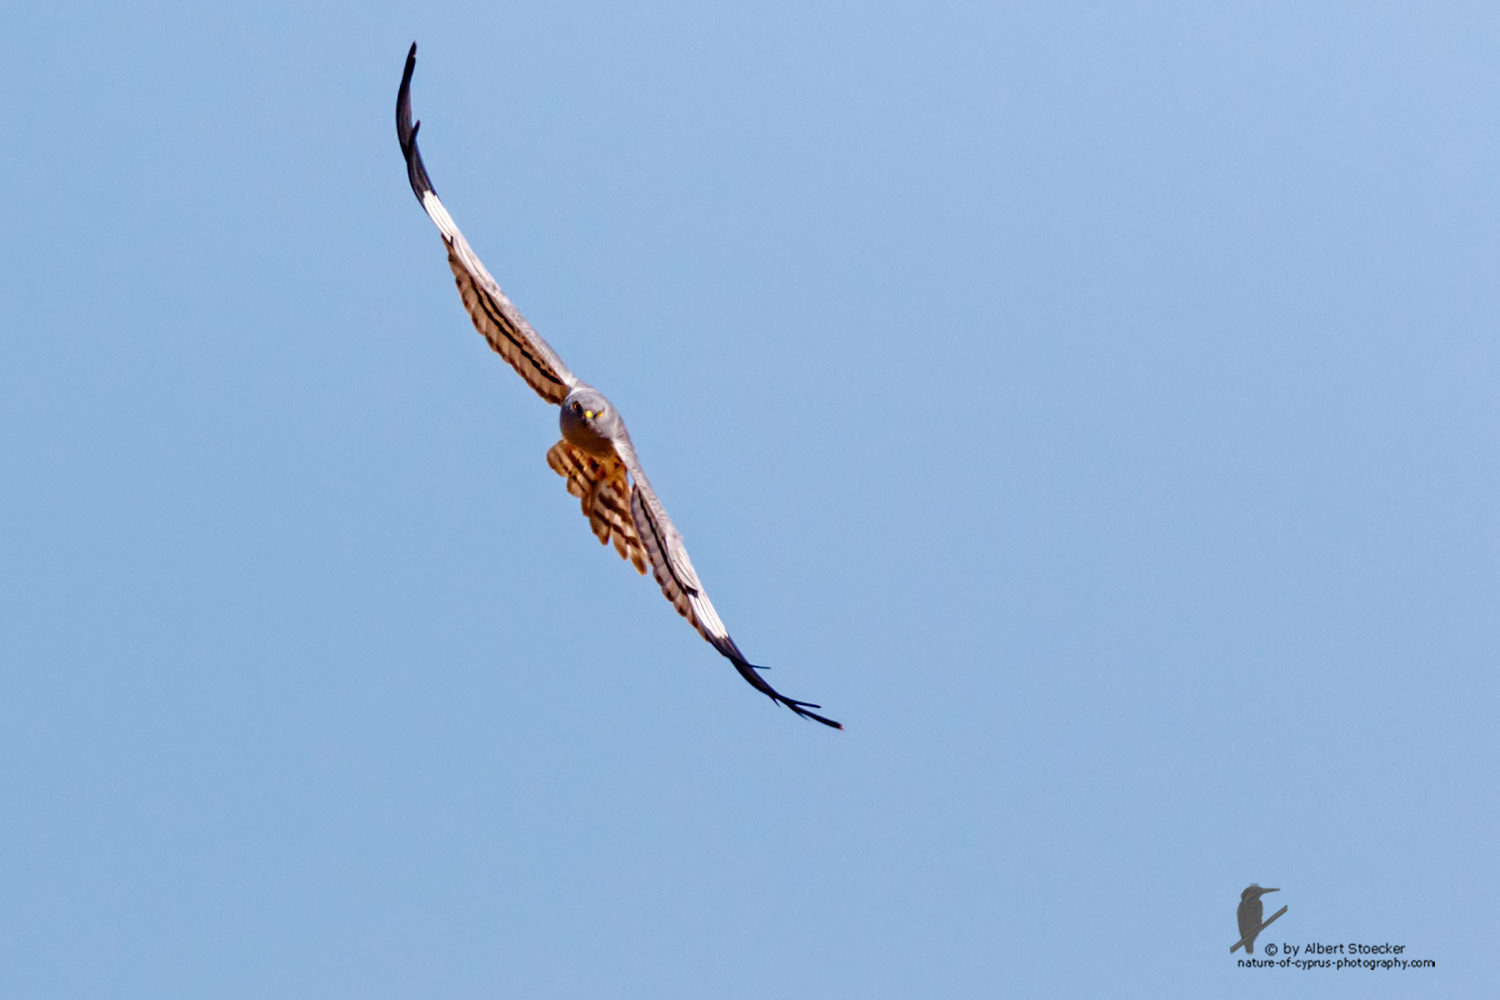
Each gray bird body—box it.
[1237,885,1279,953]
[395,44,838,728]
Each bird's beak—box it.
[1262,887,1280,894]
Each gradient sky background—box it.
[4,2,1496,996]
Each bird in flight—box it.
[396,43,840,728]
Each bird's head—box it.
[560,387,621,450]
[1241,885,1279,901]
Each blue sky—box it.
[3,2,1495,996]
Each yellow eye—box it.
[584,410,595,419]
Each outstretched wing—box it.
[623,461,841,729]
[396,43,577,404]
[545,440,648,575]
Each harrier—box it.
[396,44,839,728]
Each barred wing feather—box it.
[627,473,842,729]
[396,44,577,404]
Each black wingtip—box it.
[782,695,843,729]
[396,41,437,201]
[791,704,844,730]
[720,647,842,730]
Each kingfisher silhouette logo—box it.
[1229,884,1435,971]
[1231,884,1287,953]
